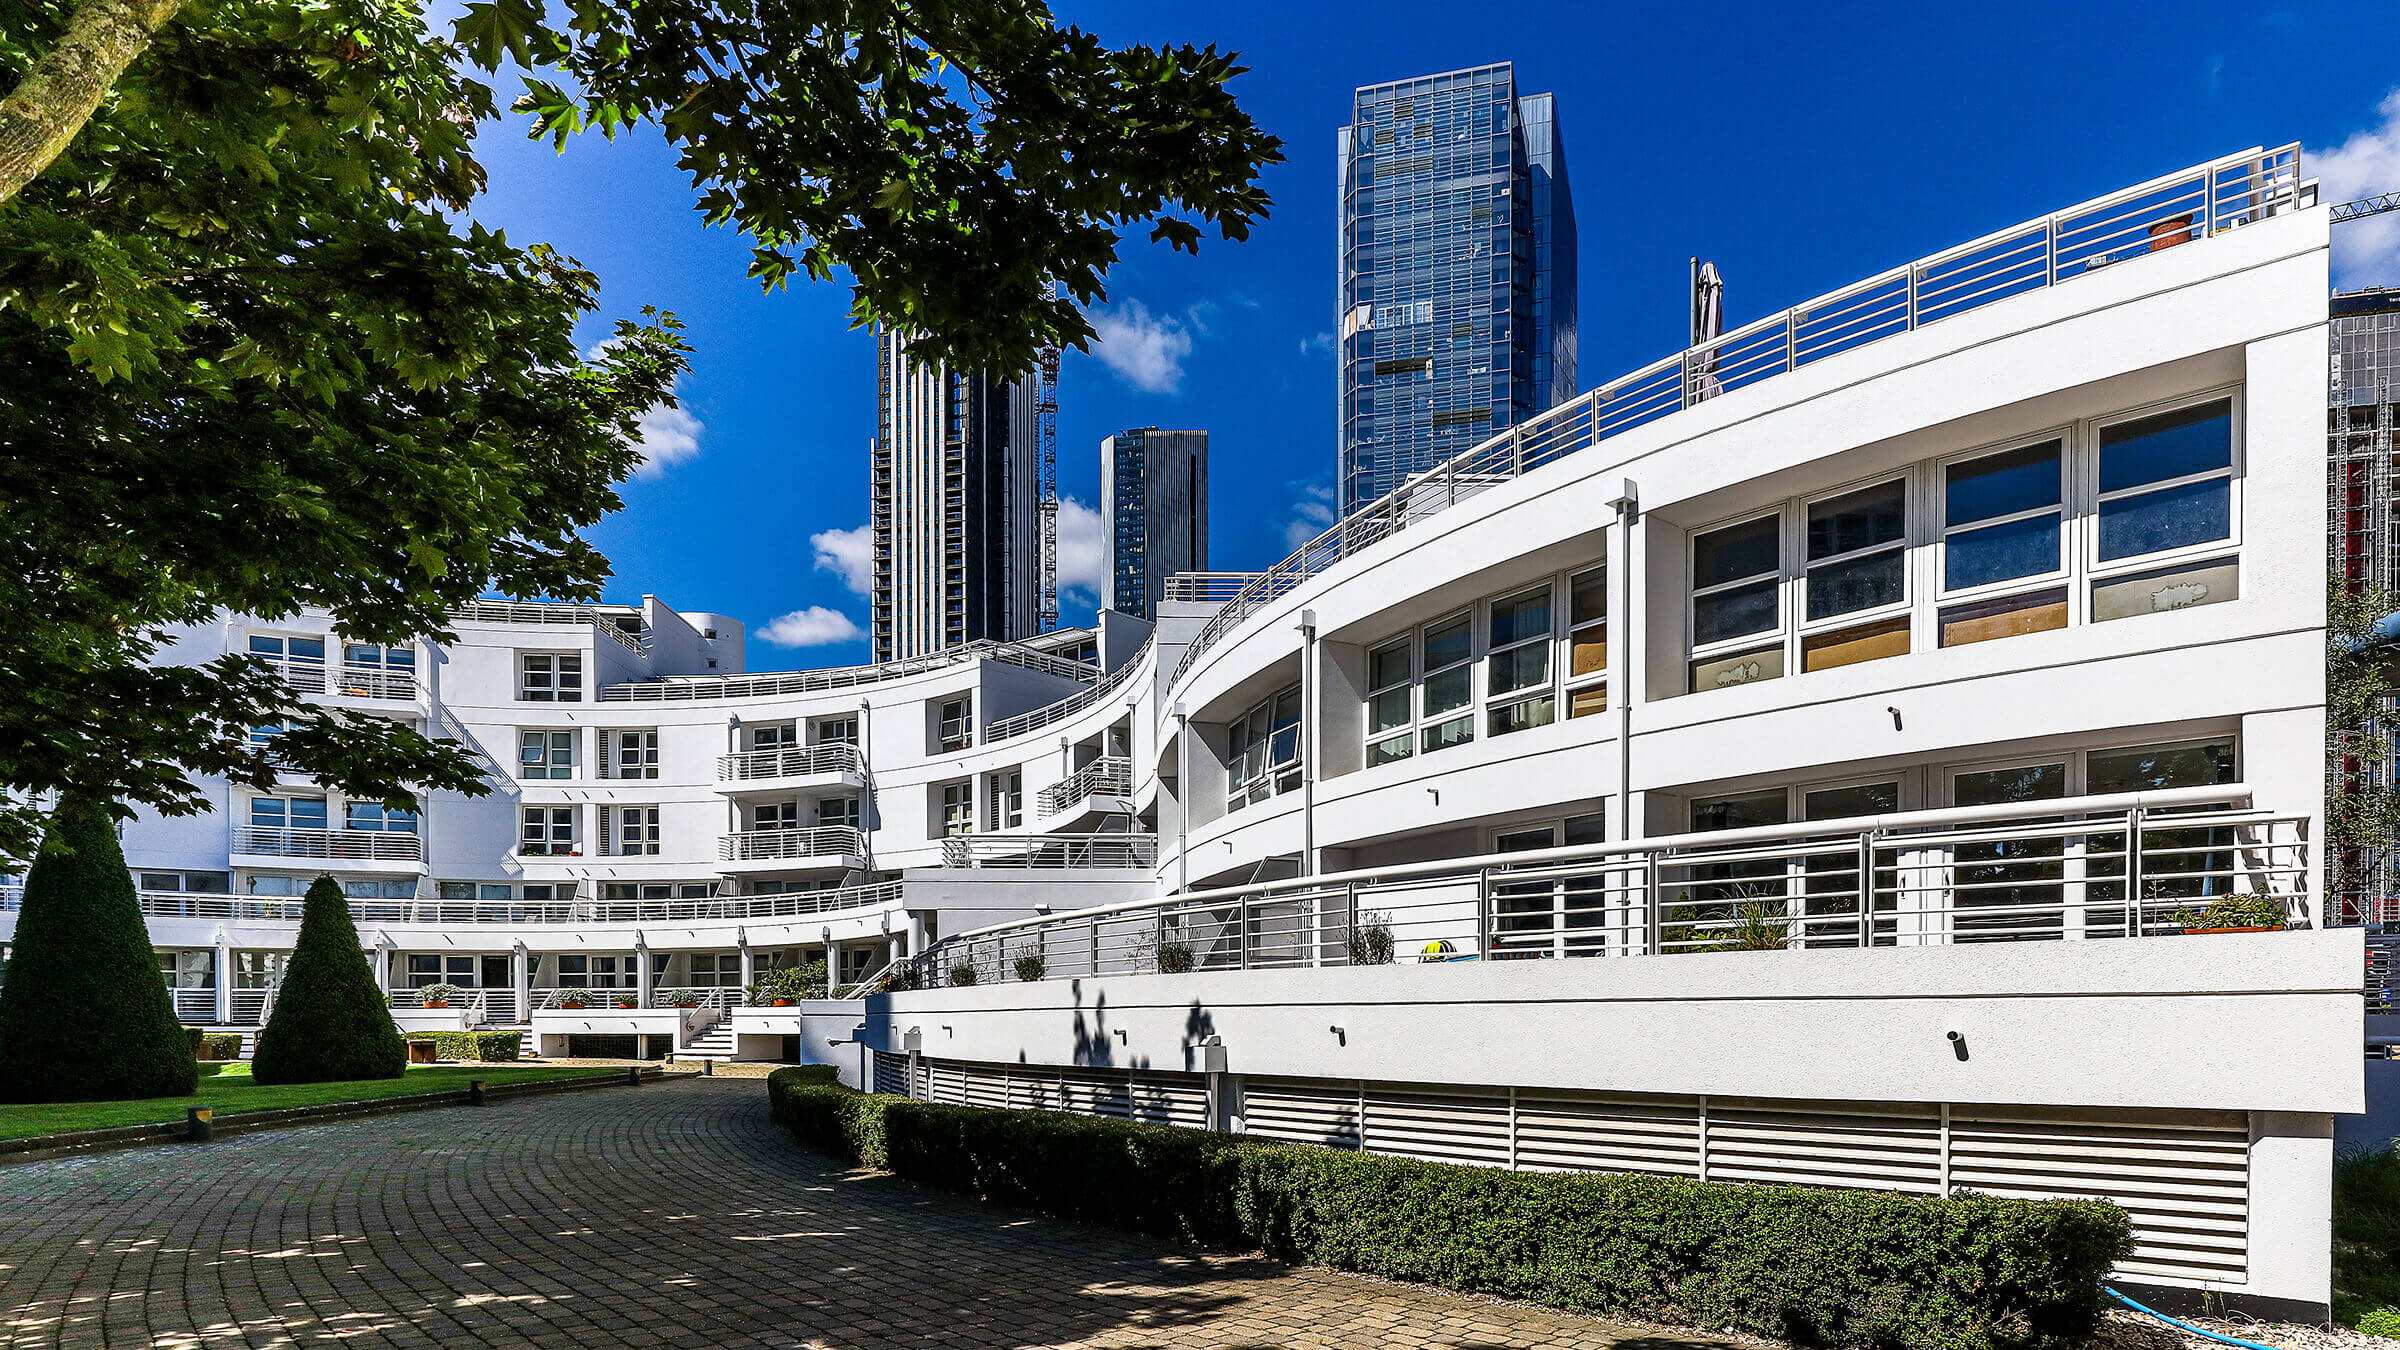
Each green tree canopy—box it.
[0,0,688,861]
[457,0,1284,376]
[0,798,197,1102]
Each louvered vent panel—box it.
[1130,1073,1210,1130]
[926,1063,965,1105]
[959,1066,1010,1110]
[1361,1085,1512,1165]
[1243,1078,1361,1149]
[1950,1107,2249,1283]
[872,1052,909,1097]
[1513,1091,1702,1176]
[1007,1071,1060,1112]
[1058,1068,1134,1119]
[1706,1099,1944,1193]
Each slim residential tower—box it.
[872,328,1041,661]
[1100,427,1208,621]
[1337,62,1577,516]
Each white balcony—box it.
[256,653,418,702]
[939,832,1158,870]
[1037,757,1134,817]
[718,825,865,864]
[232,825,422,863]
[716,743,866,785]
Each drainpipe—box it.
[856,699,877,875]
[1172,703,1190,894]
[1295,609,1319,877]
[1607,481,1640,844]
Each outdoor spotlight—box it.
[1947,1030,1969,1061]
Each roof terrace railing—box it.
[1160,573,1262,604]
[0,879,915,927]
[600,640,1096,702]
[937,832,1159,870]
[983,638,1153,743]
[877,786,2307,990]
[454,600,649,656]
[1167,144,2307,691]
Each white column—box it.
[634,933,653,1008]
[212,929,233,1025]
[1173,704,1190,893]
[511,942,530,1023]
[738,927,755,989]
[1296,609,1319,878]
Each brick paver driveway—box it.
[0,1077,1738,1350]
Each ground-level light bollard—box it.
[184,1107,211,1142]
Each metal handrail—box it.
[0,880,913,925]
[1036,757,1134,816]
[1160,573,1262,603]
[454,600,648,655]
[327,666,418,701]
[984,640,1153,743]
[232,826,422,862]
[1166,145,2306,694]
[600,640,1095,702]
[881,786,2308,989]
[718,825,866,862]
[937,832,1159,870]
[716,743,866,782]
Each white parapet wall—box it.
[862,928,2361,1317]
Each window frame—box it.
[937,697,974,753]
[1564,564,1608,720]
[1483,583,1557,739]
[608,729,659,780]
[938,781,974,837]
[518,652,584,703]
[1799,476,1912,633]
[1365,636,1416,766]
[1227,685,1303,812]
[519,806,576,856]
[1935,430,2072,604]
[613,805,660,856]
[2084,389,2243,578]
[519,729,574,780]
[1416,608,1476,755]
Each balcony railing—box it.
[1167,145,2307,693]
[601,640,1095,702]
[938,832,1158,870]
[1037,757,1134,816]
[255,652,326,693]
[888,787,2308,988]
[719,825,864,862]
[0,879,914,926]
[328,666,418,701]
[984,640,1152,744]
[1160,572,1261,604]
[716,743,865,782]
[453,599,648,655]
[525,986,745,1013]
[233,826,422,862]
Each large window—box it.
[1364,565,1610,767]
[519,730,573,780]
[520,806,576,856]
[1943,440,2063,592]
[987,772,1021,830]
[1366,639,1415,766]
[2094,399,2234,562]
[606,729,658,779]
[250,795,327,831]
[1688,516,1783,692]
[1484,586,1554,737]
[812,717,858,745]
[519,653,583,702]
[938,781,974,836]
[1227,687,1302,811]
[936,698,973,752]
[752,801,800,831]
[1566,566,1607,718]
[1419,613,1475,753]
[345,802,417,834]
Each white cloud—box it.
[755,606,862,648]
[1089,298,1195,394]
[1057,497,1105,604]
[628,399,704,476]
[811,524,875,598]
[1282,480,1338,551]
[2315,89,2400,288]
[1298,331,1336,358]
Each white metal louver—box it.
[872,1051,909,1096]
[1360,1084,1512,1165]
[1058,1067,1135,1119]
[1130,1074,1210,1130]
[1241,1078,1362,1149]
[1513,1090,1702,1177]
[959,1065,1009,1109]
[926,1062,965,1105]
[1705,1098,1944,1194]
[1949,1106,2249,1283]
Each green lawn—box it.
[0,1064,615,1140]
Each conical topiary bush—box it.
[249,874,404,1084]
[0,800,198,1102]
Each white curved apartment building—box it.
[3,146,2359,1316]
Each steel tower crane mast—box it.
[2332,192,2400,225]
[1035,345,1061,633]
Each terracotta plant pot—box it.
[2147,214,2195,252]
[771,999,794,1007]
[423,1000,449,1009]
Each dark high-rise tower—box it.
[1101,427,1208,621]
[1337,62,1577,516]
[871,328,1039,661]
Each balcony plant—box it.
[419,983,464,1009]
[948,961,979,987]
[757,962,826,1006]
[663,988,702,1009]
[1013,948,1046,982]
[1346,910,1396,966]
[610,991,638,1009]
[556,991,591,1010]
[1155,940,1196,974]
[2170,893,2286,935]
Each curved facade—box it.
[0,145,2351,1315]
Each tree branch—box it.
[0,0,185,206]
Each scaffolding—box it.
[2330,288,2400,920]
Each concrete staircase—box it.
[677,1021,740,1062]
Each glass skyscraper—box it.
[1101,427,1209,622]
[1337,63,1577,517]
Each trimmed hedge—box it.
[432,1031,522,1063]
[766,1070,2130,1350]
[0,803,197,1102]
[196,1032,244,1061]
[250,875,405,1084]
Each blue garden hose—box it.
[2105,1286,2284,1350]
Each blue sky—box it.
[463,0,2400,670]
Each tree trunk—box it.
[0,0,185,207]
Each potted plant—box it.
[420,982,463,1009]
[556,991,590,1010]
[664,988,701,1009]
[948,961,979,987]
[2172,893,2286,935]
[611,991,638,1009]
[1155,940,1196,974]
[1346,911,1396,966]
[1013,948,1046,982]
[2148,213,2196,252]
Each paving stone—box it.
[0,1079,1737,1349]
